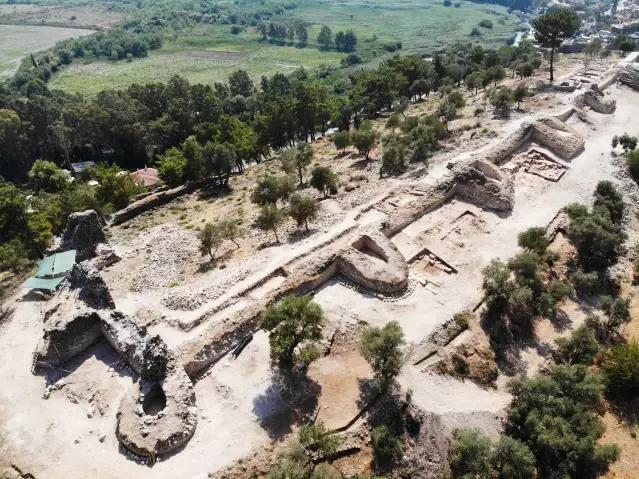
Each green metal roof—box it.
[22,275,66,291]
[23,250,77,292]
[35,250,76,276]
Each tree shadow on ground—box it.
[608,394,639,429]
[404,164,430,180]
[285,227,319,243]
[252,372,321,441]
[196,183,230,201]
[349,157,375,172]
[480,310,530,376]
[196,249,234,273]
[549,307,573,332]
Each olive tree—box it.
[260,296,325,370]
[359,321,405,390]
[289,193,320,231]
[257,203,286,243]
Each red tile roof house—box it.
[130,167,161,189]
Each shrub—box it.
[569,268,598,297]
[0,238,31,273]
[333,130,350,153]
[341,53,362,66]
[506,364,619,477]
[600,342,639,395]
[444,0,452,5]
[450,428,493,478]
[447,90,466,108]
[555,325,599,365]
[471,27,482,36]
[310,166,338,197]
[479,19,494,28]
[28,159,69,194]
[491,436,536,479]
[371,426,404,470]
[517,227,549,255]
[380,139,407,178]
[453,310,471,330]
[231,25,242,34]
[627,149,639,181]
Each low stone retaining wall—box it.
[111,177,218,225]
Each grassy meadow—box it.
[47,0,521,95]
[0,24,94,78]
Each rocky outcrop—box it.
[60,210,108,261]
[68,262,115,309]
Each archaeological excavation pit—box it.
[503,149,567,182]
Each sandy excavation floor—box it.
[1,59,639,477]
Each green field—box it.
[295,0,521,54]
[48,0,521,95]
[0,24,94,78]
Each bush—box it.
[555,325,599,365]
[506,364,619,477]
[491,436,536,479]
[518,227,549,255]
[231,25,242,34]
[371,426,404,470]
[627,149,639,181]
[471,27,482,36]
[380,139,407,178]
[600,342,639,395]
[447,90,466,108]
[333,130,350,153]
[310,166,338,197]
[450,428,493,478]
[479,19,494,28]
[341,53,362,66]
[0,238,31,273]
[28,160,69,194]
[444,0,452,5]
[569,268,598,297]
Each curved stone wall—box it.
[116,361,197,459]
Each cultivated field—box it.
[0,24,95,78]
